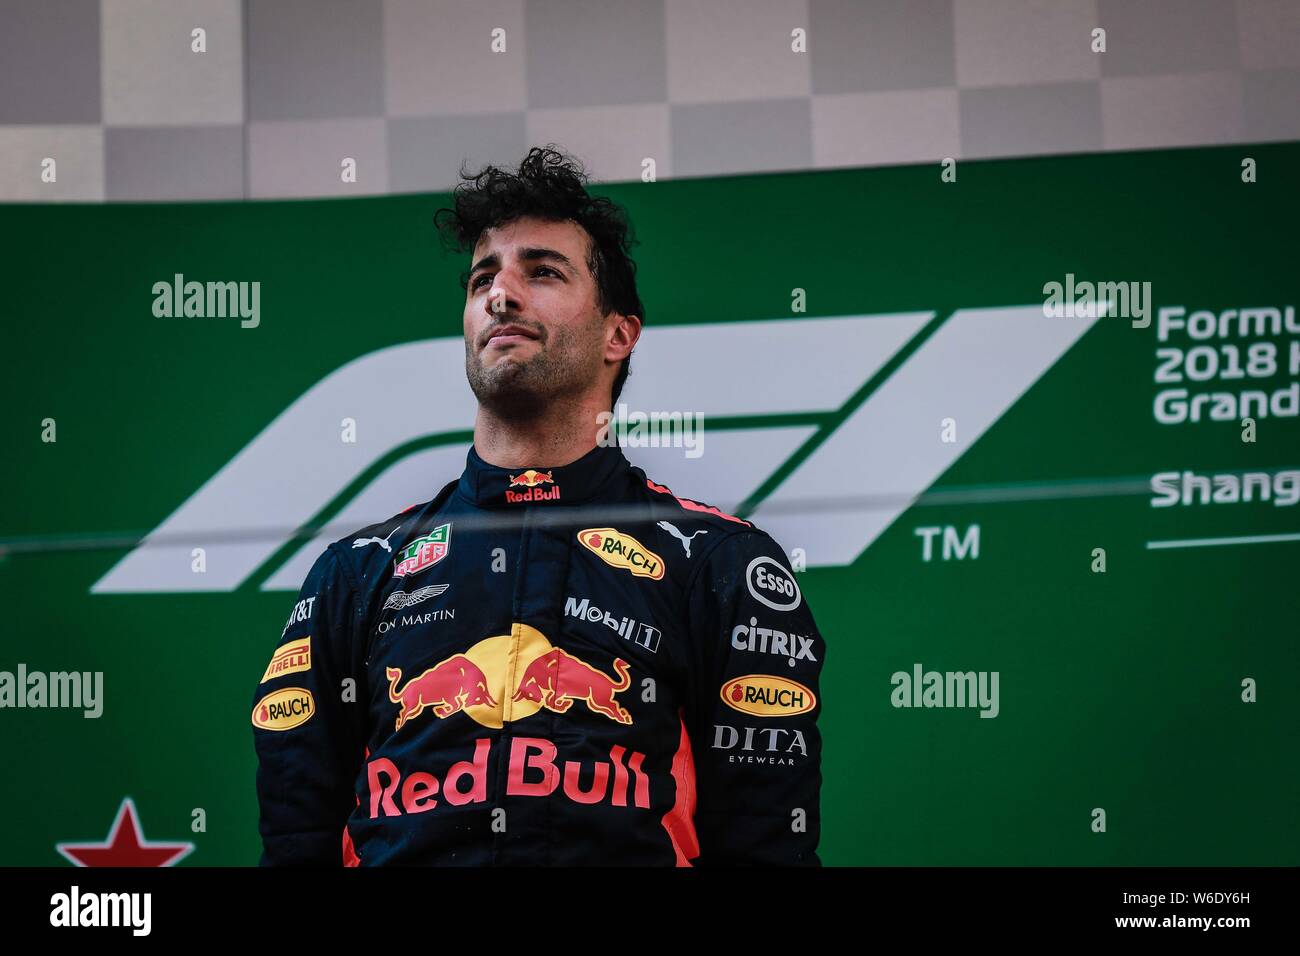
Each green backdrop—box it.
[2,141,1296,865]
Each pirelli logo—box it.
[260,637,311,683]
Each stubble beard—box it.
[465,325,596,421]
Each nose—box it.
[482,265,524,319]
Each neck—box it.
[473,390,611,468]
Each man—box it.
[251,147,825,866]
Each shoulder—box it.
[635,491,812,629]
[320,480,459,586]
[635,472,791,583]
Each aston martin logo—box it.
[383,584,450,611]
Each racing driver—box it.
[251,146,826,866]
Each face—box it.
[463,216,634,418]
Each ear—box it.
[606,312,642,363]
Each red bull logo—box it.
[386,655,499,731]
[365,737,651,818]
[512,648,632,724]
[509,469,553,487]
[506,469,560,503]
[383,625,633,731]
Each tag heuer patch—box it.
[393,523,452,578]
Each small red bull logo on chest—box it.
[506,469,560,503]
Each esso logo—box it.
[745,556,802,611]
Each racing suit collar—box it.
[459,442,630,508]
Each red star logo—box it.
[56,797,194,867]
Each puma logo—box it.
[657,520,708,558]
[353,528,398,553]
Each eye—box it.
[534,266,561,279]
[471,273,493,290]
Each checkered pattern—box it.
[1,0,1296,201]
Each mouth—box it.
[484,324,542,349]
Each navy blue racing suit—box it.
[251,442,825,865]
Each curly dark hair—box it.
[434,145,645,406]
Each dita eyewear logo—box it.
[92,309,1100,593]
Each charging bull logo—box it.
[386,655,498,730]
[512,648,633,724]
[384,625,633,731]
[510,469,553,487]
[506,469,560,503]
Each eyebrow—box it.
[468,247,578,280]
